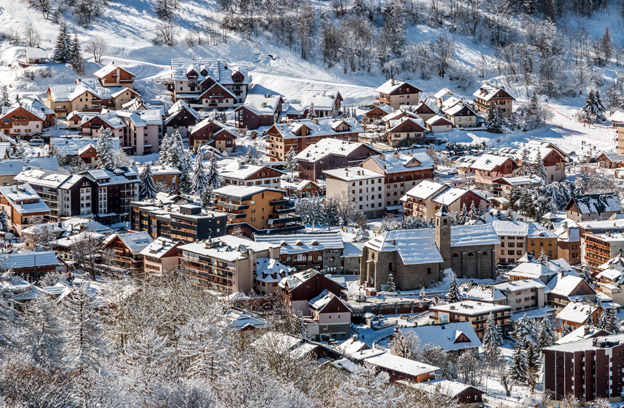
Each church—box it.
[359,206,500,291]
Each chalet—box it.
[44,79,139,118]
[412,101,439,122]
[219,162,283,188]
[597,152,624,169]
[429,301,511,339]
[402,181,489,219]
[93,63,136,89]
[0,105,46,139]
[18,47,49,67]
[406,380,484,408]
[50,136,120,167]
[189,118,237,152]
[139,237,183,276]
[375,79,421,109]
[280,179,323,198]
[494,279,549,312]
[396,322,481,353]
[78,112,126,139]
[441,99,478,128]
[169,58,248,107]
[0,184,50,236]
[265,118,363,161]
[361,150,434,209]
[101,232,153,275]
[425,115,453,133]
[361,104,393,123]
[504,256,573,283]
[0,251,62,281]
[516,141,568,183]
[556,301,602,330]
[19,96,55,127]
[596,267,624,305]
[278,269,345,316]
[547,275,596,312]
[469,154,517,185]
[385,117,428,147]
[255,258,295,296]
[289,90,343,118]
[295,138,378,182]
[564,193,623,222]
[492,176,543,198]
[306,290,352,340]
[472,84,515,117]
[255,232,345,273]
[235,93,284,130]
[381,108,420,129]
[165,100,203,138]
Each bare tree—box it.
[71,233,103,279]
[86,35,107,64]
[24,23,40,47]
[154,22,176,46]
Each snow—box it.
[364,229,443,265]
[0,184,50,214]
[450,224,500,247]
[241,93,282,115]
[545,334,624,353]
[295,138,365,162]
[279,269,326,291]
[432,301,511,316]
[568,193,623,215]
[368,150,434,173]
[459,281,507,302]
[403,180,446,200]
[398,322,481,351]
[139,237,179,259]
[0,251,60,269]
[556,301,598,325]
[107,231,153,254]
[213,184,275,199]
[548,275,589,297]
[254,232,343,255]
[363,351,439,378]
[308,289,351,312]
[473,84,514,102]
[469,154,512,171]
[492,220,529,237]
[375,79,420,95]
[255,258,294,283]
[323,167,382,182]
[94,63,134,79]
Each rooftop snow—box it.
[450,224,500,247]
[556,301,599,324]
[398,322,481,351]
[469,154,513,171]
[404,180,447,200]
[492,220,529,237]
[365,229,443,265]
[375,79,420,95]
[431,300,511,315]
[295,138,366,162]
[323,167,383,181]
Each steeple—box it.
[435,205,452,269]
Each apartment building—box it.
[323,167,385,219]
[472,84,515,117]
[0,184,50,236]
[429,301,512,339]
[494,279,548,312]
[219,162,283,188]
[375,79,421,109]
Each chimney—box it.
[393,151,399,159]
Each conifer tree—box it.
[526,342,541,392]
[139,163,157,200]
[509,342,528,386]
[458,203,468,224]
[538,318,555,349]
[156,132,172,166]
[445,272,462,303]
[535,149,547,183]
[22,295,65,366]
[482,312,502,367]
[606,305,620,333]
[191,155,210,198]
[96,129,116,170]
[0,210,9,232]
[53,22,71,63]
[537,248,549,265]
[387,273,396,292]
[486,104,505,133]
[206,155,220,190]
[468,201,479,221]
[70,32,84,75]
[0,85,10,107]
[285,147,298,181]
[517,148,532,176]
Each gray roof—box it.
[254,232,343,255]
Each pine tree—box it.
[579,263,593,284]
[509,342,528,386]
[191,155,210,198]
[458,203,468,224]
[96,129,116,170]
[139,163,157,200]
[285,147,298,181]
[177,316,224,380]
[0,210,9,232]
[70,32,84,74]
[537,248,549,265]
[446,273,462,303]
[581,90,605,123]
[538,318,555,349]
[597,309,608,330]
[21,295,65,366]
[482,312,502,367]
[517,148,532,176]
[53,22,71,63]
[511,314,534,348]
[387,273,396,292]
[486,104,505,133]
[526,342,541,392]
[0,85,10,107]
[306,102,316,119]
[206,155,220,190]
[468,201,479,221]
[535,149,547,183]
[156,132,172,166]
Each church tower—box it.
[435,204,452,269]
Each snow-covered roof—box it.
[472,83,514,102]
[381,108,420,123]
[323,167,383,181]
[278,268,334,291]
[610,110,624,123]
[375,79,420,95]
[139,237,180,259]
[220,162,272,180]
[295,138,367,162]
[24,47,48,60]
[214,185,283,200]
[404,180,447,200]
[549,275,592,297]
[224,309,270,330]
[406,379,482,398]
[299,90,341,111]
[567,193,623,215]
[170,58,247,84]
[434,88,454,99]
[492,220,529,237]
[556,325,614,344]
[432,300,511,315]
[459,281,506,302]
[180,236,274,262]
[556,301,599,324]
[241,93,282,115]
[387,116,425,133]
[166,100,202,123]
[432,188,468,206]
[189,117,235,135]
[308,289,352,312]
[515,140,568,163]
[365,229,443,265]
[103,231,153,255]
[451,224,500,247]
[470,154,513,171]
[368,150,433,173]
[256,258,294,283]
[495,279,547,293]
[495,175,543,186]
[546,333,624,352]
[93,63,135,79]
[51,135,120,156]
[426,114,452,126]
[270,117,362,140]
[363,351,438,378]
[398,322,481,352]
[15,168,75,189]
[0,251,60,270]
[1,104,46,122]
[527,222,557,239]
[254,232,343,255]
[0,184,49,214]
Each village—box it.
[2,47,624,406]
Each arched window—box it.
[468,252,474,257]
[482,251,488,256]
[452,253,459,258]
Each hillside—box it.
[1,0,623,153]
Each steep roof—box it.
[269,117,363,140]
[295,138,368,162]
[366,150,433,174]
[94,63,135,79]
[364,229,443,265]
[451,224,500,247]
[104,231,153,255]
[556,301,599,324]
[459,281,506,302]
[240,93,282,115]
[565,193,623,215]
[375,79,421,95]
[470,154,514,171]
[398,322,481,351]
[492,220,529,237]
[403,180,447,200]
[256,258,295,283]
[170,58,248,84]
[472,83,514,101]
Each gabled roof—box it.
[268,117,363,139]
[492,220,529,237]
[93,63,135,79]
[295,138,368,162]
[256,258,295,283]
[254,232,344,255]
[0,251,60,270]
[387,117,426,133]
[549,275,595,297]
[556,301,599,324]
[403,180,447,200]
[0,184,50,214]
[451,224,500,247]
[199,82,237,99]
[469,154,515,171]
[299,90,341,111]
[398,322,481,351]
[139,237,181,259]
[459,281,507,302]
[103,231,153,255]
[473,83,514,101]
[239,93,283,116]
[375,79,421,95]
[170,58,248,84]
[308,289,352,312]
[426,114,452,126]
[565,193,623,215]
[365,229,443,265]
[166,100,202,124]
[366,150,434,174]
